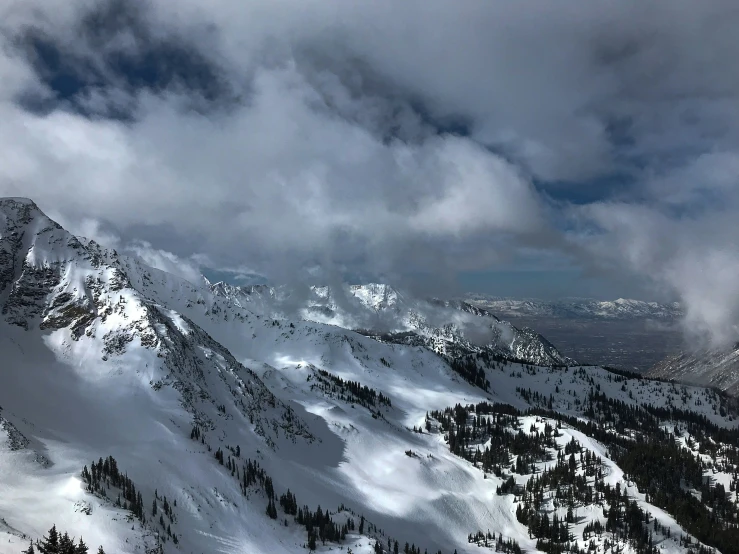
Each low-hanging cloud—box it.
[2,0,739,346]
[574,197,739,348]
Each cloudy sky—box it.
[2,0,739,344]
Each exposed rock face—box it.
[4,264,62,329]
[1,198,89,331]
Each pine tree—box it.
[266,498,277,519]
[23,541,35,554]
[59,532,75,554]
[75,538,89,554]
[97,547,105,554]
[37,524,60,554]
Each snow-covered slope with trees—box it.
[1,198,738,554]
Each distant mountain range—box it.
[466,294,683,320]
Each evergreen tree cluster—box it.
[516,387,554,409]
[22,524,105,554]
[512,454,664,554]
[312,369,392,411]
[467,531,522,554]
[80,455,180,547]
[190,424,204,442]
[279,489,298,515]
[429,402,555,475]
[210,451,360,550]
[80,456,144,521]
[152,488,179,544]
[513,448,610,554]
[396,539,437,554]
[599,483,659,554]
[430,394,737,554]
[296,504,350,548]
[617,440,738,554]
[565,391,739,554]
[448,356,490,391]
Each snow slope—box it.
[0,198,736,554]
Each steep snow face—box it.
[648,346,739,396]
[2,198,738,554]
[468,295,683,320]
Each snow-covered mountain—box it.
[207,281,576,367]
[2,197,739,554]
[648,346,739,396]
[467,295,683,320]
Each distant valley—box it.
[468,296,685,372]
[499,317,683,372]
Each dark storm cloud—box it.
[10,0,236,119]
[1,0,739,344]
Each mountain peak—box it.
[0,196,43,222]
[0,196,37,207]
[0,197,61,233]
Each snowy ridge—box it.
[208,281,575,367]
[205,278,276,311]
[1,198,738,554]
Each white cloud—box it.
[125,241,203,285]
[50,214,121,250]
[573,197,739,347]
[2,0,739,343]
[0,57,548,285]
